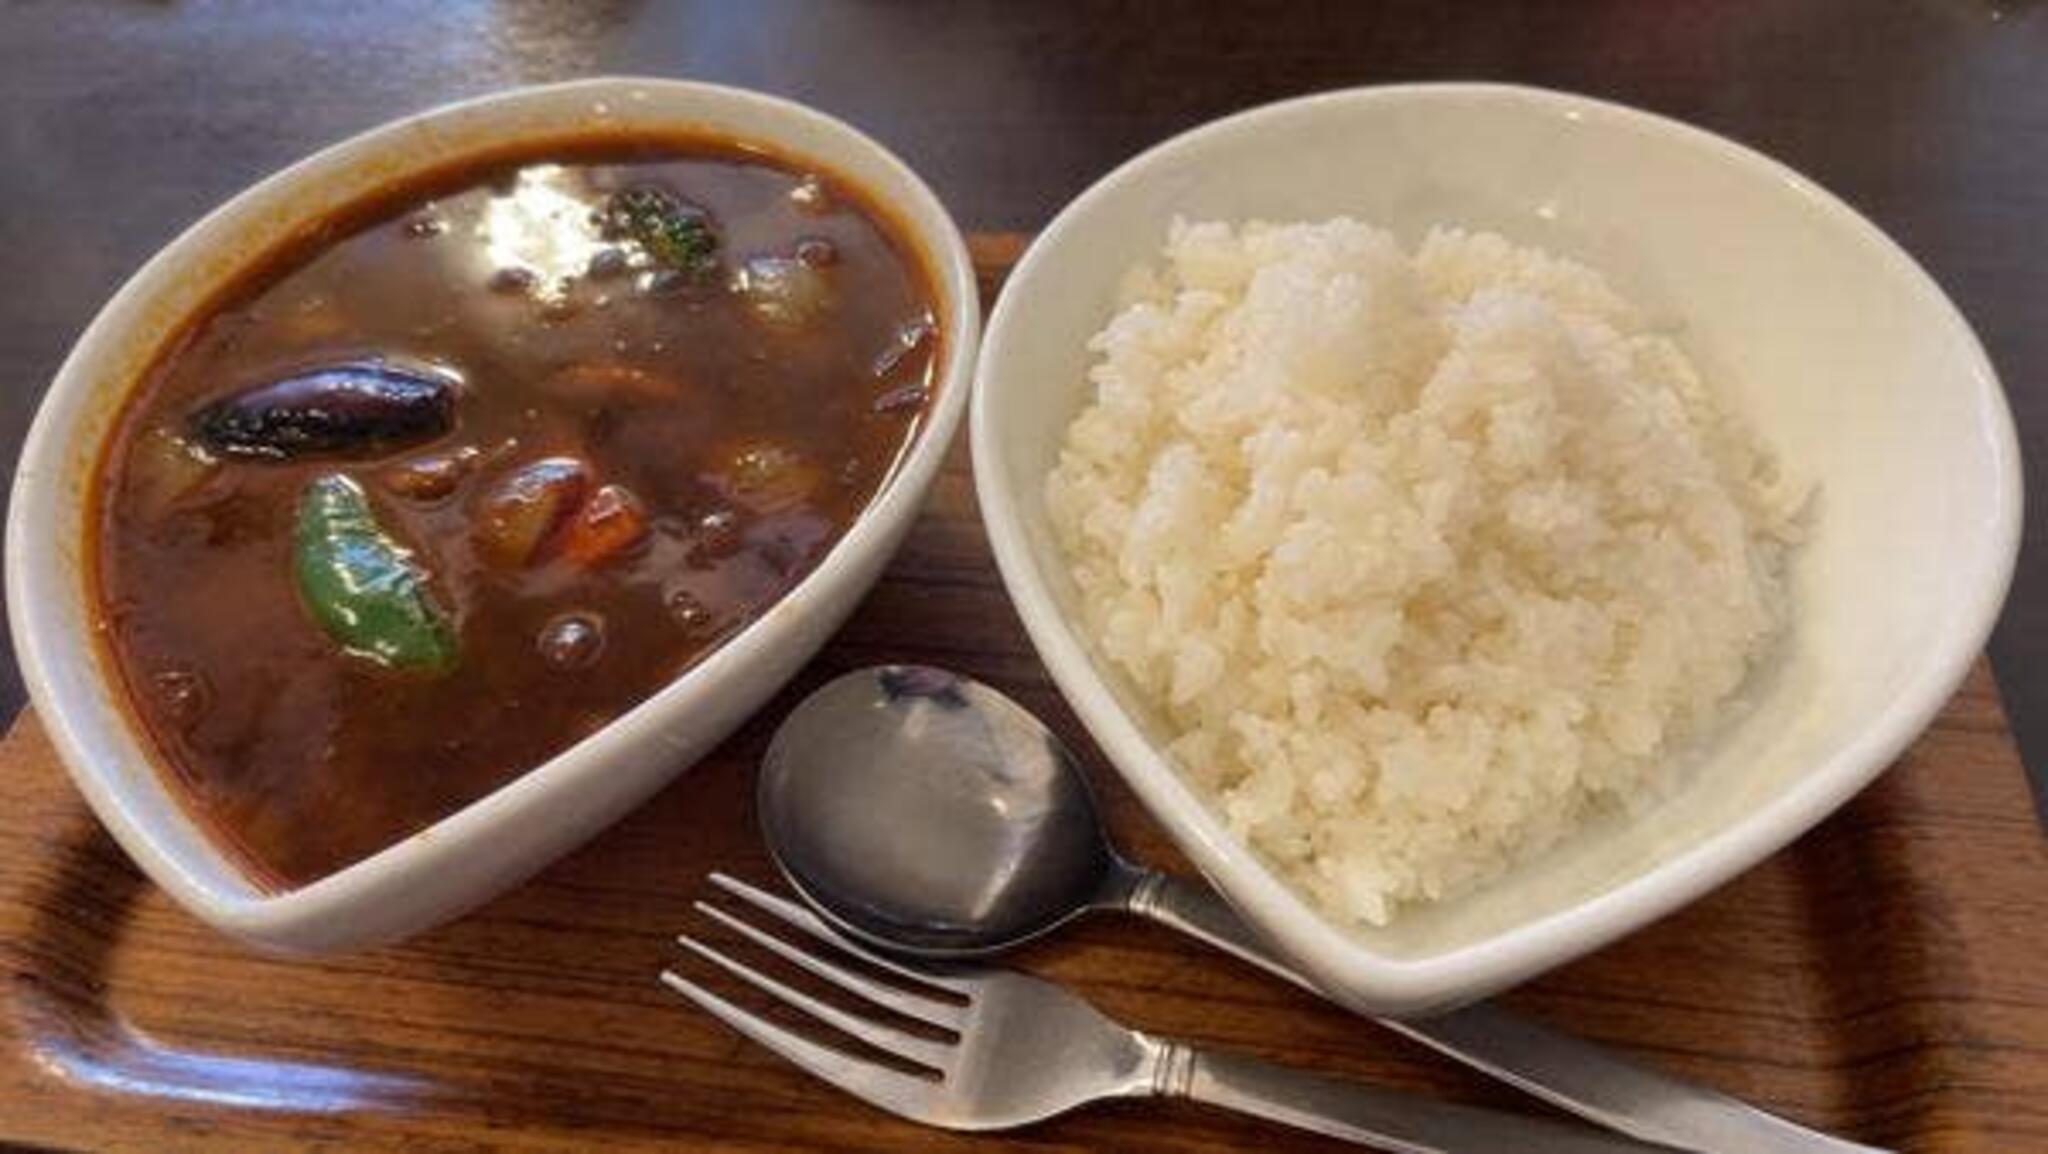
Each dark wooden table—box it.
[11,1,2047,802]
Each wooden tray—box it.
[4,236,2047,1153]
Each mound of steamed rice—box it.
[1045,219,1805,926]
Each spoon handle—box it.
[1119,869,1888,1154]
[1121,868,1304,982]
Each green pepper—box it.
[293,474,456,673]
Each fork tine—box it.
[658,969,938,1120]
[707,872,975,996]
[674,932,957,1071]
[694,901,965,1031]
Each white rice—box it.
[1045,219,1805,926]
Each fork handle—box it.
[1159,1042,1678,1153]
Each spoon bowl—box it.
[759,666,1124,955]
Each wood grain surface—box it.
[3,236,2047,1153]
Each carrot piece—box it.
[473,457,591,569]
[560,483,649,567]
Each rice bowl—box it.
[973,84,2019,1013]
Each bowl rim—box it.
[971,81,2023,1012]
[7,76,980,949]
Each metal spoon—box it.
[757,665,1885,1154]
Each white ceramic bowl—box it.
[8,78,978,953]
[974,83,2020,1015]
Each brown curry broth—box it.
[91,137,937,888]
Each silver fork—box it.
[660,875,1677,1152]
